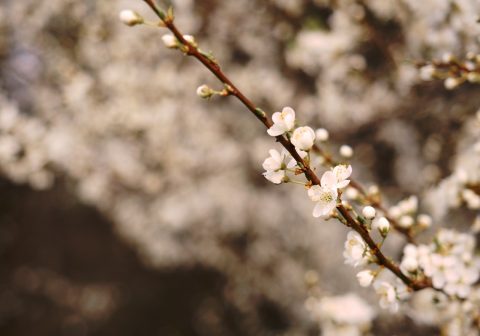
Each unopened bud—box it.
[162,34,178,48]
[119,10,144,26]
[419,65,436,81]
[417,214,432,228]
[362,206,376,219]
[444,77,462,90]
[196,84,213,99]
[339,145,353,158]
[399,215,414,228]
[467,72,480,83]
[183,34,196,46]
[356,270,374,287]
[442,52,455,63]
[315,128,329,142]
[374,217,390,236]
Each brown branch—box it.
[311,144,415,243]
[337,205,429,290]
[140,0,432,290]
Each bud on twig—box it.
[119,10,144,26]
[196,85,214,99]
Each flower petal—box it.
[321,171,337,188]
[267,125,285,136]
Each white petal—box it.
[269,149,281,163]
[264,170,285,184]
[312,202,325,217]
[267,125,285,136]
[336,179,350,189]
[321,171,337,188]
[272,111,282,124]
[262,157,279,171]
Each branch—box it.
[140,0,432,291]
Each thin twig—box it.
[140,0,432,291]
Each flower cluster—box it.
[263,106,352,217]
[418,52,480,90]
[400,229,480,298]
[313,294,376,336]
[115,3,480,333]
[388,196,432,231]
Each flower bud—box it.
[315,128,329,142]
[467,72,480,83]
[442,53,455,63]
[419,65,435,81]
[119,10,144,26]
[444,77,462,90]
[356,270,374,287]
[291,126,316,151]
[362,206,376,219]
[374,217,390,235]
[162,34,178,48]
[401,256,418,273]
[340,145,353,158]
[183,34,196,46]
[399,215,414,228]
[417,214,432,228]
[345,187,359,200]
[196,84,213,99]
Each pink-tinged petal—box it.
[282,106,295,118]
[267,125,285,136]
[336,179,350,189]
[284,114,295,130]
[321,171,337,188]
[272,111,282,124]
[323,200,337,215]
[345,165,352,177]
[308,185,322,202]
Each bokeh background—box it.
[1,0,479,335]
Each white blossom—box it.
[267,107,296,136]
[331,164,352,189]
[262,149,294,184]
[317,294,375,335]
[374,281,399,312]
[308,171,338,217]
[291,126,316,151]
[401,256,419,273]
[343,231,368,267]
[356,270,375,287]
[318,294,376,324]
